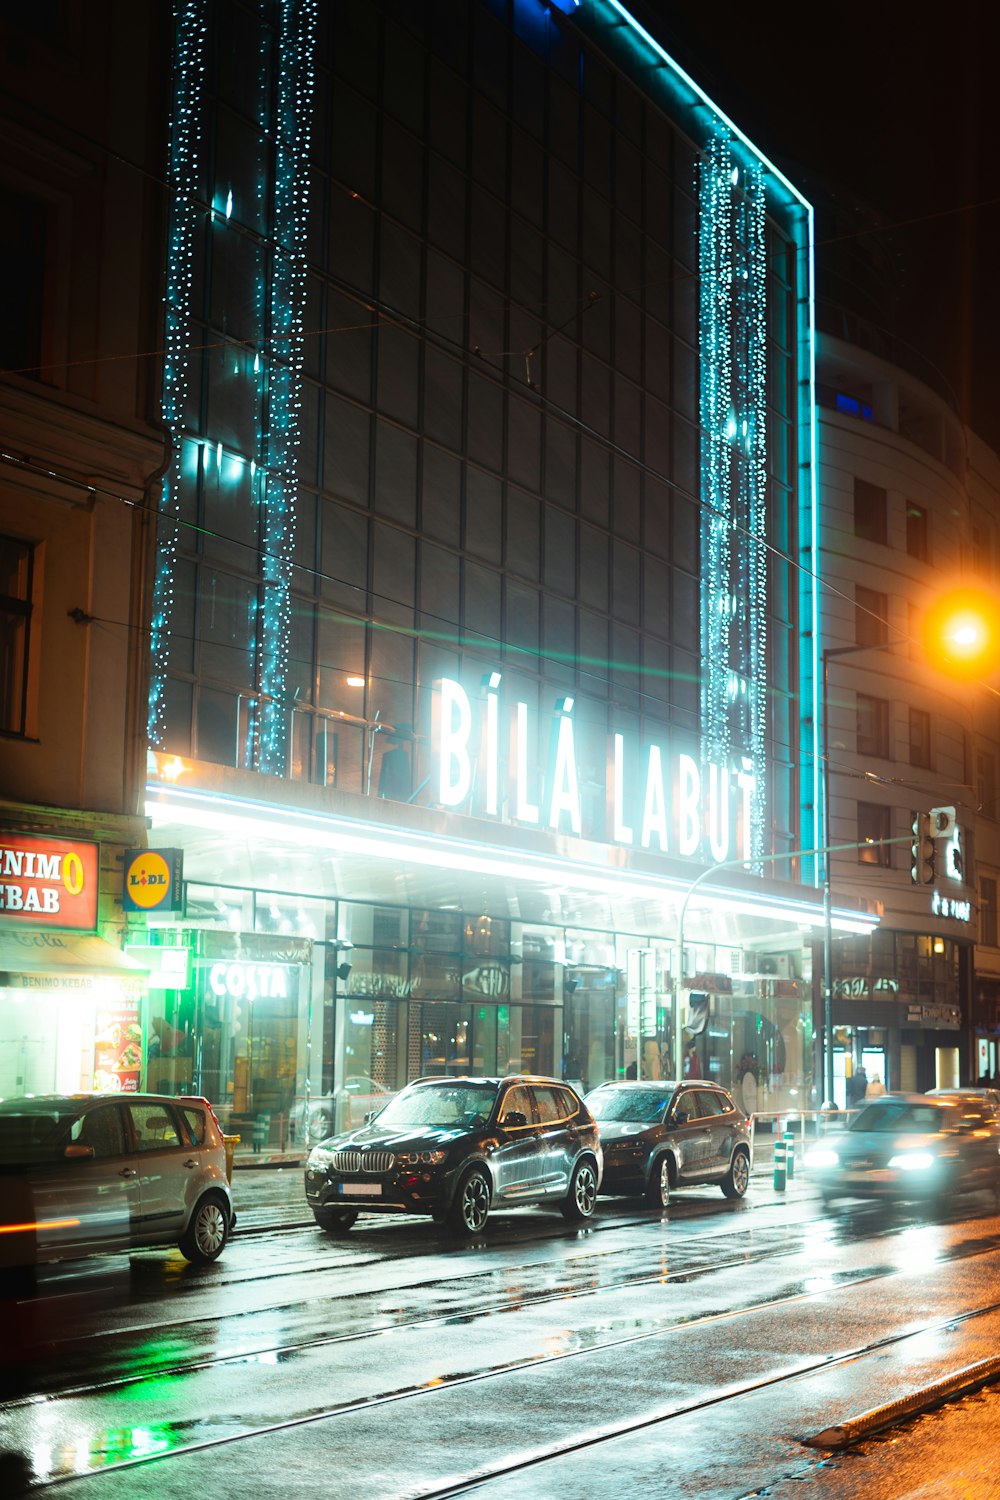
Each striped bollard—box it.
[783,1129,795,1180]
[773,1136,787,1192]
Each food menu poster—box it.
[94,1000,143,1093]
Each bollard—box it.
[773,1137,787,1192]
[783,1130,795,1180]
[252,1111,271,1154]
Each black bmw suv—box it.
[304,1075,602,1237]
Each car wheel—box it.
[645,1154,671,1209]
[313,1207,359,1234]
[178,1191,230,1264]
[561,1159,598,1221]
[720,1148,750,1199]
[448,1167,491,1236]
[307,1109,333,1144]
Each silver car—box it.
[807,1092,1000,1206]
[0,1093,234,1267]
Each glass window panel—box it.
[373,420,417,527]
[419,540,460,633]
[427,151,466,258]
[423,346,464,453]
[507,398,541,493]
[421,445,462,541]
[329,188,374,293]
[372,522,415,626]
[323,395,371,508]
[613,540,640,626]
[505,487,540,581]
[463,560,501,645]
[331,86,377,197]
[466,468,502,562]
[379,219,421,318]
[579,524,609,612]
[543,505,576,596]
[325,290,372,402]
[319,500,368,613]
[467,371,504,472]
[505,581,539,655]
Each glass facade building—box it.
[139,0,866,1149]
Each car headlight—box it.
[397,1150,447,1166]
[805,1147,839,1169]
[887,1152,935,1171]
[307,1146,335,1170]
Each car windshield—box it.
[373,1082,500,1130]
[849,1101,948,1134]
[586,1087,673,1124]
[0,1104,78,1162]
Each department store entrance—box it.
[412,1001,556,1079]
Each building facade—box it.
[815,322,1000,1102]
[132,0,865,1149]
[0,4,167,1094]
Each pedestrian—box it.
[848,1066,867,1106]
[865,1072,886,1099]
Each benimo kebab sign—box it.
[0,833,99,928]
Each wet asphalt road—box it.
[3,1163,1000,1498]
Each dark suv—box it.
[304,1075,602,1237]
[585,1080,753,1206]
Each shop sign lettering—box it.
[431,676,755,863]
[208,961,292,1001]
[833,977,900,1000]
[0,834,98,928]
[931,890,972,921]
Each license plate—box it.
[339,1182,382,1197]
[845,1169,891,1183]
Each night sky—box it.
[638,0,999,453]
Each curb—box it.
[805,1355,1000,1449]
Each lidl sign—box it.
[123,848,184,912]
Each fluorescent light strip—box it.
[603,1,810,208]
[146,784,876,934]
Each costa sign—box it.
[431,677,756,864]
[0,833,99,928]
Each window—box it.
[981,877,998,948]
[853,478,887,545]
[0,186,47,376]
[856,693,889,757]
[128,1103,184,1151]
[977,751,998,819]
[909,707,932,768]
[0,535,33,735]
[905,503,928,561]
[857,802,892,866]
[71,1106,126,1160]
[855,585,888,648]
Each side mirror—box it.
[64,1143,95,1161]
[671,1109,689,1127]
[502,1110,527,1128]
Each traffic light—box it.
[910,812,934,884]
[930,805,957,838]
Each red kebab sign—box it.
[0,833,100,929]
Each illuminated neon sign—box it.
[431,677,755,864]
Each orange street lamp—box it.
[921,586,1000,679]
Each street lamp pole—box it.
[820,641,902,1106]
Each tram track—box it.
[15,1213,1000,1409]
[14,1222,1000,1491]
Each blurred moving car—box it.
[806,1092,1000,1205]
[0,1093,234,1268]
[304,1074,602,1237]
[296,1077,395,1144]
[584,1079,753,1207]
[927,1086,1000,1121]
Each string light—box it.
[148,0,208,747]
[150,0,318,774]
[698,136,768,869]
